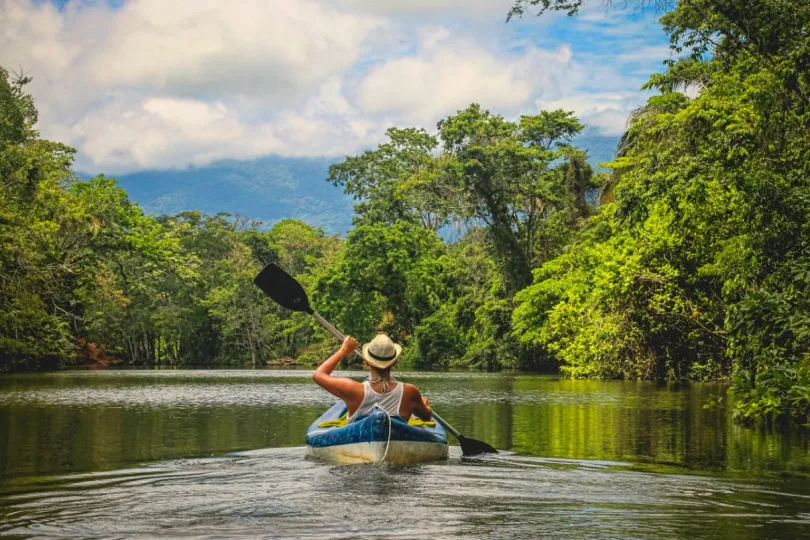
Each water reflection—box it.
[0,370,808,479]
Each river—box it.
[1,369,809,538]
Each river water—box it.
[1,369,809,538]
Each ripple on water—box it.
[0,383,335,408]
[1,449,809,539]
[0,371,625,409]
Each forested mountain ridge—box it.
[111,156,354,234]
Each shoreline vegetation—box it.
[2,0,809,423]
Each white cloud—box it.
[1,0,383,102]
[61,87,387,173]
[615,45,672,63]
[537,92,648,135]
[91,0,383,98]
[357,29,573,124]
[0,0,386,172]
[333,0,515,19]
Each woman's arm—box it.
[413,395,432,421]
[405,385,432,421]
[312,336,363,406]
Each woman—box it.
[312,333,432,423]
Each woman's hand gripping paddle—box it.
[253,262,498,457]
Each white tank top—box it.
[347,381,404,423]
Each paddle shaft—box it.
[312,312,344,343]
[309,311,462,439]
[430,411,460,438]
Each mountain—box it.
[110,135,620,235]
[114,156,355,234]
[573,132,620,170]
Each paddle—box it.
[253,262,498,456]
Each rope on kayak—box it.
[373,404,393,464]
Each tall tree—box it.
[1,68,90,369]
[327,128,446,229]
[437,104,584,291]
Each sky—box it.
[1,0,672,176]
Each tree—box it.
[0,67,85,369]
[558,146,596,219]
[315,221,446,342]
[322,104,594,368]
[436,104,585,291]
[520,110,583,150]
[328,128,446,229]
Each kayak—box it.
[305,400,449,464]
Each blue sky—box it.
[2,0,672,175]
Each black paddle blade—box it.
[253,263,313,314]
[458,434,498,456]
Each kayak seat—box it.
[317,410,436,428]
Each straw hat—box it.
[361,334,402,369]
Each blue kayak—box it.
[306,400,449,464]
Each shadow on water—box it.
[1,370,810,538]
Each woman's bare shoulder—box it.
[400,381,422,399]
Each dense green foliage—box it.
[1,0,808,424]
[323,104,596,369]
[0,69,339,370]
[0,72,592,372]
[511,0,810,421]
